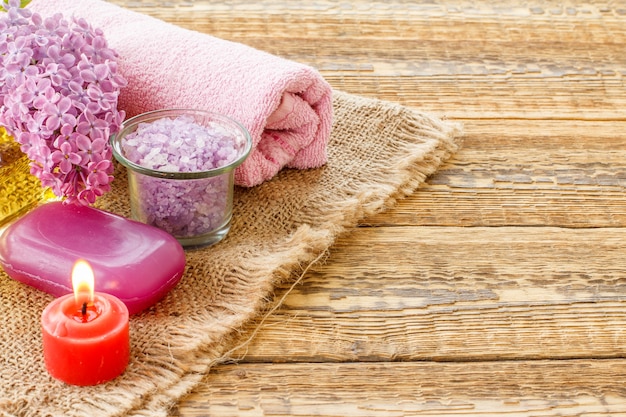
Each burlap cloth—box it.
[0,90,462,417]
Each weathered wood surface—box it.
[172,361,626,416]
[109,0,626,415]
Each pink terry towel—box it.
[28,0,333,187]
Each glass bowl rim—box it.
[110,108,253,179]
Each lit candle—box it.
[41,259,130,386]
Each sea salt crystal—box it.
[122,115,240,239]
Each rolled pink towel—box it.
[28,0,333,187]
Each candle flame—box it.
[72,259,94,305]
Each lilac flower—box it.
[18,76,50,105]
[86,159,112,187]
[76,109,110,140]
[43,96,76,131]
[0,0,126,205]
[51,123,74,148]
[67,79,90,110]
[42,62,73,86]
[76,134,106,164]
[86,83,117,111]
[50,140,81,174]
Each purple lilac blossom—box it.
[0,0,126,205]
[123,116,239,238]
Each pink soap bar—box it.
[0,202,185,315]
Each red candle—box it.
[41,259,130,386]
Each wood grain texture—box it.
[226,227,626,362]
[173,360,626,417]
[103,0,626,415]
[113,1,626,118]
[366,119,626,227]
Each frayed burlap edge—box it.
[0,90,462,417]
[122,90,463,417]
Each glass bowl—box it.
[110,109,252,248]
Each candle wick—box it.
[81,302,87,316]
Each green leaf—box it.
[0,0,32,10]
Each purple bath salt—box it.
[121,115,241,239]
[123,116,239,172]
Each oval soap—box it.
[0,202,186,315]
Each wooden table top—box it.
[110,1,626,415]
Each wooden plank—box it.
[118,1,626,24]
[365,186,626,228]
[174,359,626,416]
[367,119,626,227]
[105,1,626,118]
[224,226,626,362]
[323,76,626,119]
